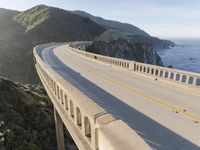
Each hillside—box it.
[0,5,105,83]
[0,77,77,150]
[128,35,175,49]
[0,5,174,83]
[72,10,175,49]
[14,5,105,41]
[72,10,150,37]
[86,38,163,66]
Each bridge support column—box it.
[54,107,65,150]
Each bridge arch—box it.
[164,71,169,78]
[76,107,82,127]
[60,89,64,105]
[57,85,60,99]
[64,94,68,110]
[182,75,187,82]
[151,68,154,74]
[188,76,194,84]
[176,74,181,81]
[159,70,164,77]
[155,69,159,76]
[70,100,74,118]
[143,67,146,72]
[84,116,91,140]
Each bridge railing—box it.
[34,44,151,150]
[133,62,200,86]
[68,42,200,88]
[67,44,133,70]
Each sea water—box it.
[157,39,200,73]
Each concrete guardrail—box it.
[68,42,200,88]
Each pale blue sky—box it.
[1,0,200,39]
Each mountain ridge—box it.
[14,5,106,40]
[72,10,150,37]
[0,5,174,83]
[72,10,175,49]
[0,5,106,83]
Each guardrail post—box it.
[186,75,190,84]
[134,63,136,71]
[179,74,183,82]
[193,78,197,86]
[54,107,65,150]
[168,72,171,79]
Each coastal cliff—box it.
[86,38,163,66]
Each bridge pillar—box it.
[54,107,65,150]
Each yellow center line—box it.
[60,48,200,122]
[95,72,200,122]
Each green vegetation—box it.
[72,10,150,37]
[14,5,50,32]
[0,77,77,150]
[0,4,174,84]
[0,5,105,84]
[86,38,163,66]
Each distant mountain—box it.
[72,10,175,49]
[0,77,77,150]
[0,5,105,83]
[72,10,150,37]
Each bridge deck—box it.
[40,44,200,150]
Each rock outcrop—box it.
[86,38,163,66]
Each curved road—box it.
[40,44,200,150]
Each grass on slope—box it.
[0,77,77,150]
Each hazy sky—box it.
[1,0,200,39]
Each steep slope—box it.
[86,38,163,66]
[15,5,105,41]
[0,77,77,150]
[72,10,150,37]
[128,35,175,49]
[0,5,106,83]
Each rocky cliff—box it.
[86,38,163,66]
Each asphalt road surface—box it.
[40,44,200,150]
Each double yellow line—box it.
[61,48,200,123]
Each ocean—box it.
[157,39,200,73]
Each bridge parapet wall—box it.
[68,42,200,88]
[34,44,151,150]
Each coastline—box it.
[157,39,200,73]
